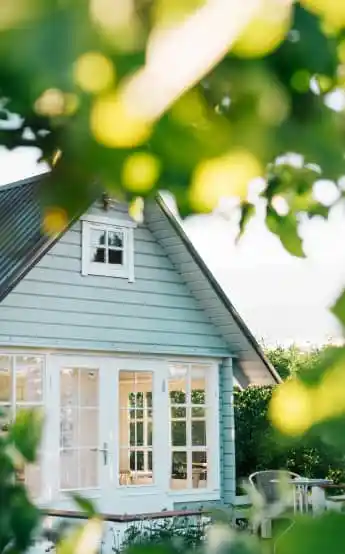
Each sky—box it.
[1,146,345,347]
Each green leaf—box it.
[279,512,345,554]
[57,518,103,554]
[331,288,345,327]
[266,208,305,258]
[238,202,255,240]
[71,493,97,517]
[10,484,40,551]
[9,408,44,463]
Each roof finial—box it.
[102,192,110,211]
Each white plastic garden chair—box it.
[249,470,302,552]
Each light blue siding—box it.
[220,358,236,505]
[0,205,230,357]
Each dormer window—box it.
[81,215,135,281]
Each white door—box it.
[49,355,110,511]
[48,355,171,514]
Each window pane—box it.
[0,405,12,434]
[148,451,153,471]
[60,407,78,448]
[60,367,99,491]
[90,228,106,247]
[16,356,43,402]
[169,364,187,404]
[192,451,207,489]
[171,451,187,489]
[136,422,144,446]
[191,368,206,405]
[60,449,78,490]
[192,407,205,417]
[147,422,153,446]
[136,451,144,471]
[129,422,135,446]
[80,370,98,407]
[146,392,152,407]
[91,247,105,263]
[26,462,41,498]
[172,407,186,418]
[172,421,186,446]
[108,249,123,265]
[80,450,98,488]
[79,408,98,447]
[0,356,11,402]
[169,387,186,405]
[108,230,123,248]
[119,371,153,486]
[192,420,206,446]
[129,450,135,470]
[60,368,78,406]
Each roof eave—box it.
[155,193,281,385]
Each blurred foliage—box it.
[0,408,42,553]
[1,0,345,256]
[4,1,345,554]
[234,385,345,487]
[265,343,329,380]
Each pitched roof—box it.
[0,175,280,384]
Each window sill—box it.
[167,489,221,503]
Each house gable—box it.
[0,200,230,357]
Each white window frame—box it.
[0,352,46,500]
[0,351,221,507]
[81,215,135,281]
[167,360,220,500]
[119,370,154,486]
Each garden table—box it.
[271,478,333,513]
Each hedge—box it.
[234,385,345,490]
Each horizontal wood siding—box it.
[220,358,236,505]
[0,206,229,356]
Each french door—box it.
[48,355,169,513]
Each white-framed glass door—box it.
[49,355,110,510]
[48,355,170,513]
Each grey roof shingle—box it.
[0,175,50,300]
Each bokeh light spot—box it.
[129,197,145,223]
[190,150,262,212]
[43,207,68,236]
[122,153,160,193]
[74,52,115,94]
[301,0,345,30]
[290,70,311,93]
[34,89,66,117]
[91,93,152,148]
[270,380,313,437]
[231,0,292,58]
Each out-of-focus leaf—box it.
[279,512,345,554]
[266,208,305,257]
[71,493,97,517]
[57,518,102,554]
[9,484,40,551]
[9,408,44,463]
[331,287,345,327]
[238,202,255,239]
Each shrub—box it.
[234,386,345,489]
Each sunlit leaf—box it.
[71,493,97,517]
[279,512,345,554]
[331,288,345,327]
[9,409,44,463]
[266,209,305,257]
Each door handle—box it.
[90,442,108,465]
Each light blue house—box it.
[0,175,279,515]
